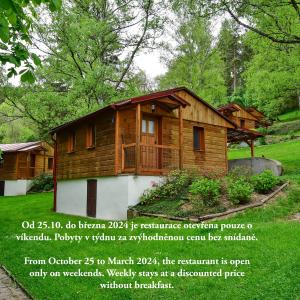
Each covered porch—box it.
[227,128,264,158]
[114,92,190,175]
[16,149,48,179]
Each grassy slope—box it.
[0,140,300,300]
[278,109,300,122]
[268,109,300,135]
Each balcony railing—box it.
[121,143,180,174]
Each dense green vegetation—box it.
[1,140,300,299]
[0,0,299,142]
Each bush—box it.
[30,173,54,193]
[251,170,279,194]
[227,178,253,205]
[189,177,221,207]
[140,170,193,204]
[228,166,252,181]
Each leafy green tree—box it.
[244,38,300,119]
[159,17,227,105]
[0,0,165,137]
[184,0,300,45]
[217,19,252,95]
[0,0,61,82]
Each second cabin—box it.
[51,87,238,220]
[217,103,258,129]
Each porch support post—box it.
[16,152,19,179]
[43,150,46,173]
[114,110,120,175]
[179,106,183,169]
[136,103,141,174]
[26,152,30,178]
[250,140,254,158]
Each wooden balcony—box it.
[121,143,180,175]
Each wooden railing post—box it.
[121,144,125,172]
[16,152,19,179]
[179,106,183,169]
[250,140,254,158]
[114,110,120,175]
[136,104,141,174]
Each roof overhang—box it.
[51,87,237,133]
[0,141,46,153]
[227,128,264,143]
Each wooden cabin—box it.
[51,87,239,220]
[218,103,264,157]
[0,141,54,196]
[217,103,258,129]
[246,107,270,128]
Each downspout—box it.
[51,133,57,212]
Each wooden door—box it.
[0,181,4,196]
[87,179,97,217]
[141,116,161,169]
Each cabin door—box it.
[0,181,4,196]
[30,154,35,178]
[87,179,97,217]
[141,116,161,170]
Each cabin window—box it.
[148,120,155,134]
[0,158,3,168]
[193,127,205,151]
[240,119,245,128]
[142,119,147,133]
[48,158,53,170]
[86,124,96,148]
[142,118,155,135]
[67,131,76,153]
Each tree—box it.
[0,0,166,138]
[188,0,300,45]
[0,0,61,82]
[217,19,252,95]
[244,36,300,119]
[159,17,227,105]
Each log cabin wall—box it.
[230,105,257,129]
[161,117,228,175]
[56,110,115,180]
[230,116,256,129]
[0,153,17,180]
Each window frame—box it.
[193,126,205,152]
[67,131,76,153]
[48,157,54,170]
[240,119,245,128]
[86,124,96,149]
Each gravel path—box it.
[0,268,30,300]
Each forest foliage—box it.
[0,0,299,142]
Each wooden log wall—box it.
[56,111,115,180]
[0,153,17,180]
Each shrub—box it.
[140,170,193,204]
[189,177,221,207]
[30,173,54,193]
[251,170,279,194]
[258,136,267,145]
[227,178,253,205]
[228,166,252,181]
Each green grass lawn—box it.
[278,109,300,122]
[1,140,300,300]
